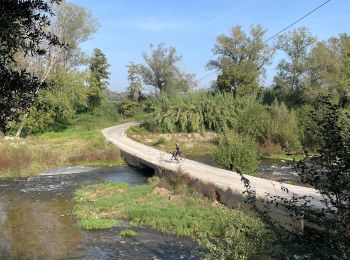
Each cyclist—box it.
[172,143,181,162]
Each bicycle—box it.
[170,151,185,163]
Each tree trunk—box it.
[15,112,28,138]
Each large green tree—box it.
[15,1,99,136]
[208,25,274,95]
[272,27,316,106]
[126,62,143,101]
[132,43,196,93]
[15,0,99,82]
[0,0,61,133]
[87,48,110,111]
[307,34,350,106]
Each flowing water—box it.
[0,166,198,260]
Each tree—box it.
[272,27,316,106]
[23,70,88,133]
[14,0,99,82]
[134,43,196,93]
[208,25,274,95]
[0,0,62,133]
[52,1,99,70]
[126,62,143,101]
[214,131,260,175]
[87,48,110,111]
[307,34,350,106]
[11,0,98,137]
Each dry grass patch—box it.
[0,129,123,178]
[82,186,126,201]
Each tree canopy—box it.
[130,43,196,94]
[208,25,274,95]
[87,48,110,111]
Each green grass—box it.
[79,218,118,230]
[120,229,137,237]
[74,180,279,258]
[0,113,125,178]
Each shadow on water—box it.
[0,166,198,259]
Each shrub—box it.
[268,100,300,150]
[117,100,141,119]
[154,137,166,146]
[296,104,319,150]
[296,98,350,257]
[235,97,270,142]
[213,131,260,175]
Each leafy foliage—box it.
[23,70,88,133]
[297,97,350,254]
[145,91,301,151]
[0,0,62,133]
[87,48,110,111]
[208,25,274,95]
[272,27,316,107]
[269,100,300,150]
[214,131,260,175]
[130,43,196,93]
[126,62,143,101]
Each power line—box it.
[198,0,331,83]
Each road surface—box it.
[102,122,324,209]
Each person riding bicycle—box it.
[172,143,181,162]
[174,143,180,156]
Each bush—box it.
[213,131,260,175]
[117,100,141,119]
[268,100,300,150]
[235,96,270,142]
[296,104,319,150]
[296,98,350,258]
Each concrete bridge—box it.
[102,122,324,227]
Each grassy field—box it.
[74,174,282,258]
[0,115,125,178]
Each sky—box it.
[69,0,349,92]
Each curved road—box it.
[102,122,323,209]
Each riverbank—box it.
[74,173,285,259]
[0,115,125,178]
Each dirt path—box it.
[102,122,324,209]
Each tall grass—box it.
[145,91,301,150]
[0,111,123,178]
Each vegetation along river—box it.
[0,166,198,259]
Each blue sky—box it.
[70,0,349,92]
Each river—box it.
[0,166,198,259]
